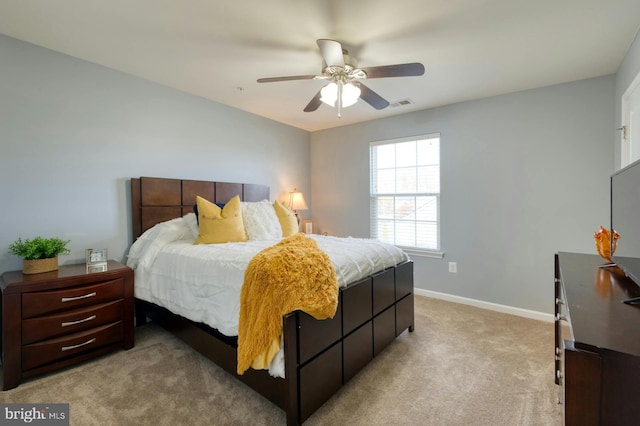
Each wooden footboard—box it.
[135,260,413,425]
[283,260,414,424]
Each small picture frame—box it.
[302,220,314,234]
[86,248,108,273]
[86,248,108,264]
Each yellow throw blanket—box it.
[237,233,338,375]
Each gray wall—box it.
[0,35,310,273]
[310,76,615,314]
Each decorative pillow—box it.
[241,200,282,240]
[194,195,248,244]
[193,202,225,225]
[273,200,299,237]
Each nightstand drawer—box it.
[22,321,124,371]
[22,277,124,318]
[22,300,124,345]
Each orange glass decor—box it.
[594,226,620,262]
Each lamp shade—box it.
[320,83,338,106]
[341,83,361,107]
[288,191,308,211]
[320,82,361,108]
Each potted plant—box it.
[8,237,71,274]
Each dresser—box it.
[1,260,134,390]
[555,252,640,425]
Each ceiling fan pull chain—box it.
[337,82,343,118]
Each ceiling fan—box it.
[257,39,425,117]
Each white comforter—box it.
[127,213,409,376]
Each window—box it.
[370,134,440,253]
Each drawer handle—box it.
[61,292,97,303]
[555,313,567,322]
[61,315,97,327]
[61,338,96,352]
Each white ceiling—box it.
[1,0,639,132]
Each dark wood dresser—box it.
[1,260,134,390]
[555,252,640,425]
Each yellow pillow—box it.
[194,195,248,244]
[274,200,299,237]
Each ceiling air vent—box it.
[389,98,414,108]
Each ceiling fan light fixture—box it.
[342,82,361,107]
[320,82,361,108]
[320,82,338,106]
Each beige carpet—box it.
[1,296,562,425]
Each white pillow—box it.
[127,214,195,270]
[183,212,199,240]
[242,200,283,240]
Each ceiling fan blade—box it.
[362,63,425,79]
[317,39,345,67]
[355,82,389,110]
[303,90,323,112]
[257,75,317,83]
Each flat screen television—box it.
[611,158,640,304]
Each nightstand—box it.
[1,260,134,390]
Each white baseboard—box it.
[414,288,554,323]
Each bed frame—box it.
[131,176,414,425]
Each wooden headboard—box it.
[131,177,270,238]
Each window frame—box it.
[370,133,443,258]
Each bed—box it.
[129,176,414,425]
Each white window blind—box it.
[370,134,440,251]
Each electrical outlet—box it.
[448,262,457,273]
